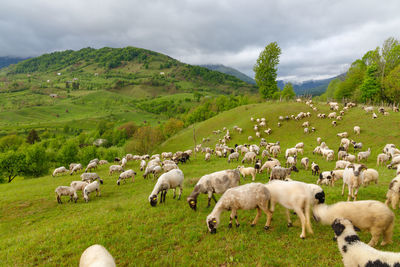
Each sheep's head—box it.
[149,194,158,207]
[206,216,219,234]
[331,218,361,240]
[315,190,325,204]
[187,198,197,211]
[99,179,104,184]
[291,166,299,173]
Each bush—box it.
[78,146,98,165]
[23,143,49,177]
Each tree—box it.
[384,64,400,103]
[164,118,184,138]
[23,143,49,177]
[0,151,26,183]
[360,64,380,102]
[26,129,40,144]
[0,134,24,152]
[58,140,79,166]
[334,60,365,101]
[281,83,296,99]
[254,42,281,99]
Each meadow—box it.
[1,101,400,266]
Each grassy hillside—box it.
[1,101,400,266]
[200,64,256,85]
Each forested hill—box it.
[200,64,256,84]
[0,56,27,69]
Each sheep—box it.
[357,148,371,162]
[301,157,309,170]
[285,148,297,159]
[254,159,262,173]
[260,158,281,173]
[311,162,320,176]
[331,218,399,267]
[248,136,253,141]
[187,169,240,211]
[295,142,304,149]
[337,132,348,138]
[148,169,184,206]
[52,166,68,177]
[85,162,97,173]
[261,149,269,159]
[83,181,101,202]
[331,121,337,127]
[361,168,378,187]
[364,106,374,113]
[70,181,89,197]
[70,163,83,175]
[81,173,103,184]
[304,127,309,134]
[354,126,361,135]
[140,160,146,171]
[69,163,78,171]
[109,165,124,175]
[225,151,238,163]
[98,160,109,165]
[265,180,325,239]
[143,165,162,179]
[313,200,394,247]
[335,160,351,169]
[317,171,333,186]
[286,156,297,167]
[89,158,99,165]
[79,244,116,267]
[328,112,337,119]
[264,128,272,135]
[117,169,137,185]
[241,151,257,164]
[385,176,400,209]
[340,138,350,148]
[206,183,273,233]
[302,121,309,128]
[237,166,256,181]
[345,154,356,163]
[317,137,322,144]
[270,145,281,158]
[387,155,400,169]
[55,186,78,204]
[269,166,299,180]
[372,112,378,119]
[121,157,127,168]
[351,141,363,153]
[162,163,178,172]
[337,151,348,161]
[342,164,367,201]
[331,170,344,185]
[336,116,343,121]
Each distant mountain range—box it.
[0,56,28,69]
[199,64,256,84]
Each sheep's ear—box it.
[347,164,354,169]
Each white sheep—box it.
[337,132,348,138]
[317,137,322,144]
[285,148,297,159]
[260,158,281,173]
[162,163,178,172]
[335,160,351,169]
[205,153,211,161]
[52,166,68,177]
[79,244,116,267]
[241,151,257,164]
[206,183,272,233]
[361,168,379,187]
[121,157,127,168]
[331,218,399,267]
[313,200,394,246]
[337,151,348,160]
[286,156,297,167]
[301,157,309,170]
[81,173,103,184]
[304,127,309,134]
[342,164,367,201]
[148,169,184,206]
[345,154,356,163]
[265,180,325,239]
[228,152,239,163]
[311,162,320,176]
[187,169,240,211]
[83,180,101,202]
[69,163,78,171]
[269,166,299,180]
[117,169,137,185]
[237,166,256,181]
[85,162,97,173]
[357,148,371,162]
[331,170,344,185]
[385,176,400,209]
[140,160,146,171]
[109,165,124,175]
[70,163,83,175]
[55,186,78,204]
[98,160,109,165]
[143,165,162,179]
[70,181,89,197]
[317,171,333,186]
[354,126,361,135]
[377,153,390,166]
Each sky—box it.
[1,0,400,82]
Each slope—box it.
[200,64,256,84]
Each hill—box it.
[0,56,27,69]
[200,64,256,84]
[1,101,400,265]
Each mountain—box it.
[278,73,346,96]
[0,56,28,69]
[200,64,256,84]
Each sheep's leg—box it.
[382,221,394,246]
[341,182,345,196]
[285,209,293,227]
[252,173,255,181]
[212,194,218,203]
[260,204,273,230]
[159,192,164,203]
[304,205,313,234]
[57,195,62,204]
[347,185,352,201]
[178,185,182,200]
[207,191,213,207]
[368,227,382,247]
[294,207,307,239]
[251,207,262,226]
[173,189,176,199]
[392,193,399,210]
[229,209,239,227]
[163,190,167,203]
[353,187,359,201]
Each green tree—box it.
[78,146,98,165]
[384,64,400,103]
[23,143,49,177]
[58,140,79,166]
[0,134,24,152]
[281,83,296,99]
[164,118,184,138]
[254,42,281,99]
[26,129,41,144]
[334,60,366,101]
[323,79,342,100]
[0,151,26,183]
[360,64,380,102]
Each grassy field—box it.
[1,101,400,266]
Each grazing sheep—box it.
[187,169,240,211]
[269,166,299,180]
[331,121,337,127]
[254,159,262,173]
[117,169,137,185]
[337,151,348,160]
[361,168,379,187]
[336,160,351,169]
[351,141,363,153]
[285,148,298,159]
[98,160,109,165]
[85,162,97,173]
[328,112,337,119]
[372,112,378,119]
[317,137,322,144]
[265,180,325,239]
[70,164,83,175]
[206,183,273,233]
[241,151,257,164]
[148,169,184,206]
[304,127,309,134]
[237,166,256,181]
[387,155,400,169]
[143,165,162,179]
[79,244,116,267]
[261,149,269,159]
[109,165,124,175]
[337,132,348,138]
[248,136,253,141]
[345,154,356,163]
[302,121,309,128]
[205,152,211,161]
[70,181,89,197]
[354,126,361,135]
[286,156,297,167]
[331,170,344,185]
[139,160,146,171]
[364,106,374,113]
[69,163,78,171]
[331,218,399,267]
[311,162,320,176]
[270,145,281,158]
[89,158,99,165]
[301,157,309,170]
[260,158,281,173]
[357,148,371,162]
[264,128,272,135]
[295,142,304,149]
[314,200,394,247]
[55,186,78,204]
[121,157,127,168]
[227,152,239,163]
[81,173,103,184]
[317,171,333,186]
[83,181,101,202]
[162,163,178,172]
[52,166,68,177]
[342,164,367,201]
[385,176,400,209]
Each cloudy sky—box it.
[1,0,400,82]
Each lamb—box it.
[81,173,103,184]
[270,145,281,158]
[337,132,348,138]
[285,148,297,159]
[364,106,374,113]
[317,171,333,186]
[335,160,351,169]
[313,200,394,247]
[331,121,337,127]
[52,166,68,177]
[70,181,89,196]
[109,165,124,175]
[372,112,378,119]
[317,137,322,144]
[328,112,337,119]
[70,163,83,175]
[148,169,184,206]
[83,180,101,202]
[254,159,262,173]
[351,141,363,153]
[55,186,78,204]
[354,126,361,135]
[357,148,371,162]
[331,218,399,267]
[385,176,400,209]
[261,149,269,159]
[301,157,309,170]
[121,157,127,168]
[241,151,257,164]
[269,166,299,180]
[311,162,320,176]
[205,153,211,161]
[237,166,256,181]
[79,244,116,267]
[286,156,297,167]
[361,168,378,187]
[89,158,99,165]
[187,169,240,211]
[265,180,325,239]
[304,127,309,134]
[260,158,281,173]
[69,163,78,171]
[295,142,304,149]
[85,162,97,173]
[117,169,137,185]
[98,160,109,165]
[206,183,273,234]
[338,151,348,160]
[344,154,356,163]
[342,164,367,201]
[140,160,146,171]
[143,165,162,179]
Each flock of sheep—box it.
[52,99,400,266]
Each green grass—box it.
[1,101,400,266]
